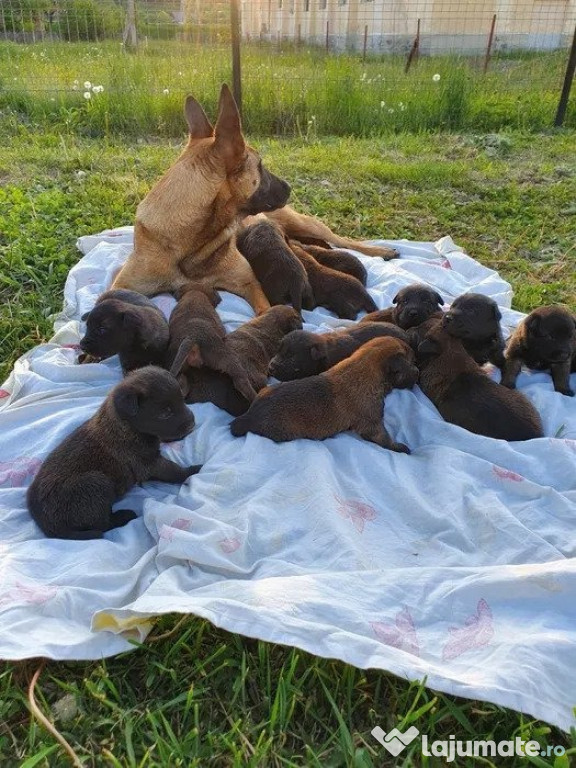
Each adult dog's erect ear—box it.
[184,95,214,139]
[214,84,246,161]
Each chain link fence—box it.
[0,0,574,136]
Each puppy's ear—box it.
[113,387,139,418]
[203,286,221,307]
[392,292,401,305]
[184,95,214,139]
[309,342,327,364]
[526,315,540,335]
[492,303,502,321]
[417,338,441,359]
[214,84,246,161]
[81,311,90,322]
[434,292,444,307]
[169,339,203,378]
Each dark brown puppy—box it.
[289,241,377,320]
[269,322,410,380]
[237,220,314,312]
[183,306,302,414]
[417,325,543,441]
[442,293,505,370]
[360,284,444,330]
[166,283,256,402]
[501,305,576,396]
[231,337,418,452]
[27,366,200,540]
[295,243,367,286]
[79,289,169,373]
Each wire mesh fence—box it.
[0,0,574,136]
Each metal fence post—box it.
[230,0,242,116]
[554,24,576,127]
[483,14,497,74]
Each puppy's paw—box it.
[391,442,411,455]
[78,352,100,365]
[184,464,203,477]
[111,509,138,527]
[557,387,575,397]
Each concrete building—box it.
[241,0,576,54]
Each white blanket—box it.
[1,228,575,732]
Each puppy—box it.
[360,284,444,329]
[184,306,302,414]
[417,325,543,441]
[79,289,169,373]
[442,293,506,369]
[237,220,314,312]
[295,243,367,286]
[501,305,576,396]
[269,322,410,380]
[27,367,200,540]
[290,242,377,320]
[231,337,418,452]
[166,283,256,403]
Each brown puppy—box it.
[79,289,169,373]
[231,337,418,452]
[442,293,506,370]
[501,305,576,396]
[417,325,543,441]
[361,284,444,330]
[269,322,410,380]
[166,283,256,402]
[237,220,314,312]
[294,243,367,286]
[184,306,302,414]
[290,242,377,320]
[27,367,200,540]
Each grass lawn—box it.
[0,121,575,765]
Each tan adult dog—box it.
[111,85,397,313]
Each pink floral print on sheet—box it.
[159,517,192,542]
[442,598,494,661]
[219,537,241,554]
[0,458,42,487]
[335,496,377,534]
[371,607,420,656]
[0,581,58,609]
[492,465,524,482]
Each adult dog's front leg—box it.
[214,254,271,315]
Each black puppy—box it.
[80,289,169,373]
[361,284,444,329]
[237,220,314,312]
[269,322,410,380]
[27,366,200,540]
[442,293,506,370]
[501,305,576,396]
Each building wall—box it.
[241,0,576,53]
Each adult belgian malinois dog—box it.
[111,85,397,313]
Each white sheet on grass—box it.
[0,227,575,732]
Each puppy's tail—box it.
[230,415,249,437]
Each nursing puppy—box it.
[417,325,543,441]
[501,306,576,396]
[27,367,200,540]
[231,337,418,452]
[167,283,256,402]
[237,220,314,312]
[79,289,169,373]
[442,293,506,370]
[269,322,410,380]
[290,242,377,320]
[184,306,301,414]
[295,243,367,286]
[361,284,444,330]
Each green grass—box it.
[0,40,574,137]
[0,119,575,764]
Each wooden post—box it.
[554,24,576,127]
[362,24,368,62]
[122,0,138,50]
[405,18,420,73]
[297,23,301,46]
[230,0,242,118]
[325,20,329,52]
[483,14,497,74]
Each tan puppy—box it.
[231,337,418,453]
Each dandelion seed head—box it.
[433,73,441,82]
[84,81,91,89]
[163,88,170,95]
[83,91,91,100]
